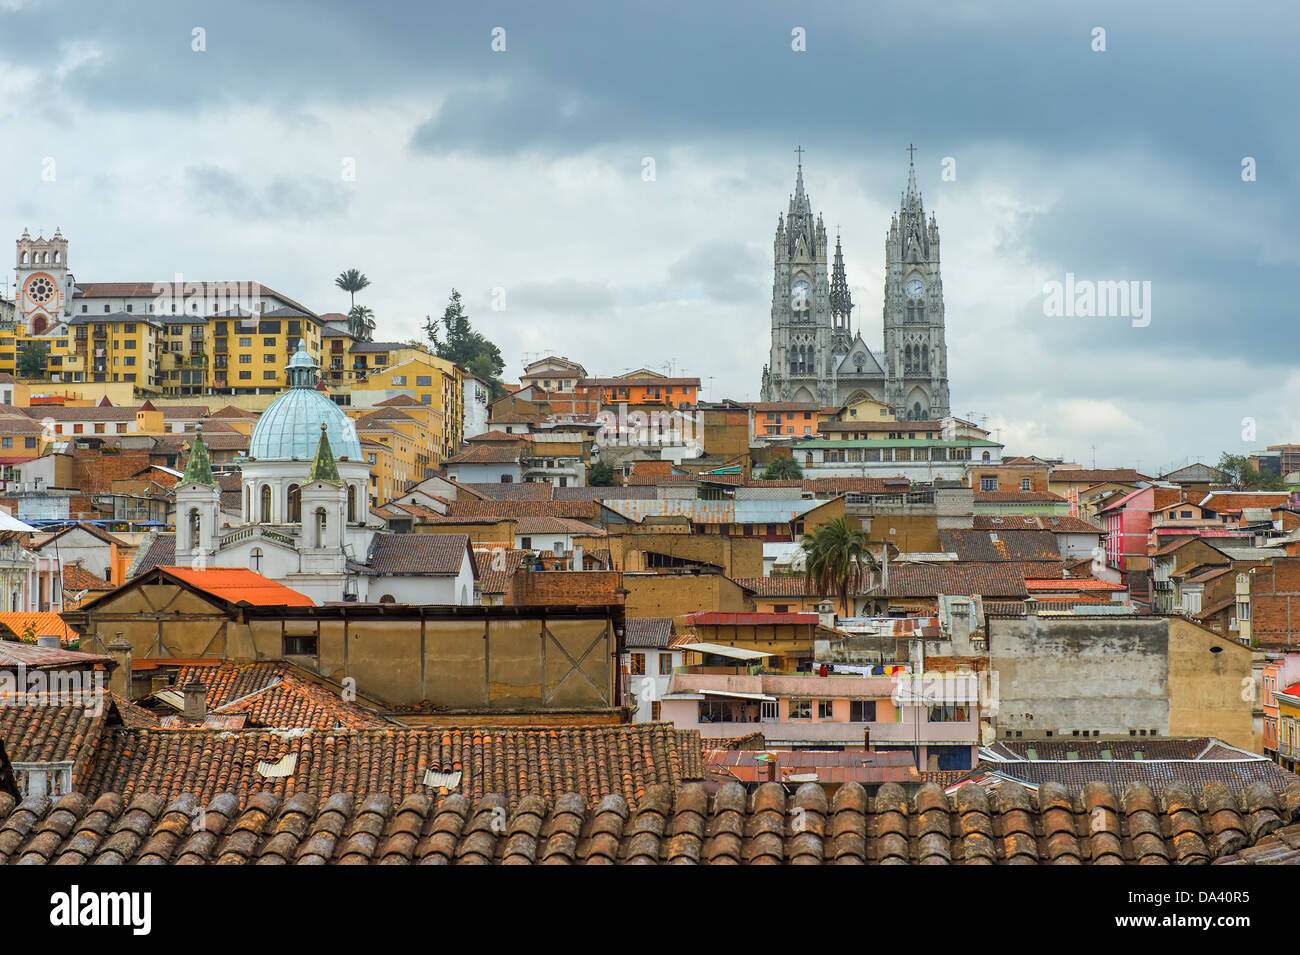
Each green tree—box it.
[425,289,505,384]
[335,269,371,310]
[17,340,47,379]
[802,517,878,617]
[1216,452,1288,491]
[347,304,374,341]
[761,456,803,480]
[588,459,615,486]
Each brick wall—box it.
[1251,558,1300,649]
[508,569,624,607]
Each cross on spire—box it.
[794,144,805,167]
[907,143,917,162]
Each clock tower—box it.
[882,149,950,420]
[14,227,72,334]
[761,149,834,405]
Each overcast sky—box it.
[2,0,1296,473]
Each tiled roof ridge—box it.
[1,777,1297,864]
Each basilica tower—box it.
[882,149,951,420]
[760,150,834,405]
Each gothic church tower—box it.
[882,151,951,420]
[760,151,834,405]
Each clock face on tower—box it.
[905,278,925,300]
[25,273,56,307]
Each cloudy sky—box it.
[2,0,1296,473]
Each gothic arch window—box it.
[19,252,26,264]
[921,346,929,372]
[259,484,272,523]
[379,594,395,603]
[250,548,263,573]
[315,507,327,549]
[287,484,301,523]
[907,301,925,324]
[53,251,60,263]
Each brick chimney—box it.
[106,634,133,699]
[182,680,207,722]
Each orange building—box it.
[579,370,699,408]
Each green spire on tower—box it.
[306,422,342,486]
[179,427,215,487]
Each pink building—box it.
[660,669,981,771]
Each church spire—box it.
[903,143,922,214]
[179,426,215,487]
[829,231,853,325]
[306,423,342,485]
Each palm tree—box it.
[347,304,375,341]
[761,456,803,480]
[802,517,879,618]
[335,269,371,311]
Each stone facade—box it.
[761,152,951,420]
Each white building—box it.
[154,345,477,605]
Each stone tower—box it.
[882,149,951,420]
[14,227,72,333]
[760,150,834,405]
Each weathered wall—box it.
[989,615,1170,738]
[622,573,753,619]
[1167,617,1256,751]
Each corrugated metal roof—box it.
[602,498,823,524]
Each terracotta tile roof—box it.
[1049,468,1148,485]
[74,723,700,809]
[0,612,82,647]
[939,529,1061,562]
[159,567,315,607]
[871,562,1031,598]
[364,533,472,577]
[0,702,105,772]
[129,534,174,577]
[0,640,110,669]
[456,481,553,500]
[111,694,161,729]
[1,776,1297,864]
[512,516,603,535]
[972,490,1067,503]
[445,445,521,465]
[973,514,1104,534]
[1024,577,1126,592]
[473,547,526,594]
[625,617,674,648]
[447,500,601,521]
[552,486,657,501]
[730,576,814,597]
[211,675,388,729]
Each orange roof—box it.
[0,611,81,646]
[159,567,314,606]
[1025,577,1126,592]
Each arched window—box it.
[287,484,301,523]
[250,547,263,573]
[53,251,60,263]
[379,593,395,604]
[981,451,991,462]
[19,252,26,264]
[315,507,327,548]
[347,485,357,523]
[259,484,272,522]
[188,507,201,550]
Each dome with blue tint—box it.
[247,343,362,462]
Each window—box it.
[264,337,276,347]
[283,633,318,656]
[23,437,35,449]
[520,536,532,549]
[818,700,833,719]
[980,476,998,492]
[14,762,73,798]
[658,653,673,675]
[239,337,252,347]
[421,394,432,404]
[264,371,276,380]
[263,354,275,363]
[259,484,272,522]
[391,375,406,386]
[630,653,645,676]
[0,438,10,449]
[416,375,432,386]
[849,700,876,722]
[789,700,812,719]
[760,700,778,721]
[1021,478,1031,491]
[650,701,661,721]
